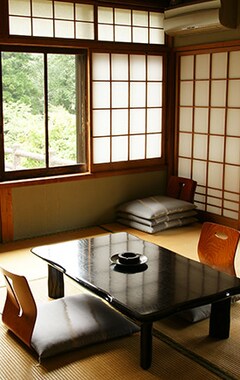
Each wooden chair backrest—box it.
[198,222,240,276]
[166,176,197,203]
[1,267,37,347]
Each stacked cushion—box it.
[117,195,198,234]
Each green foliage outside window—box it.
[2,51,78,170]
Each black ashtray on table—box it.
[110,252,148,273]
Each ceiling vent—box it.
[163,0,238,36]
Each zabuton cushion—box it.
[117,196,196,221]
[117,215,198,234]
[31,293,139,360]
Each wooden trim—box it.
[0,0,9,37]
[0,188,13,242]
[173,39,240,54]
[197,210,240,230]
[0,165,166,189]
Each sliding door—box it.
[176,49,240,228]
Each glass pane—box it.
[208,188,222,198]
[210,108,225,134]
[147,108,162,132]
[193,133,208,159]
[98,7,113,23]
[98,25,114,41]
[76,4,94,21]
[229,51,240,78]
[193,160,207,185]
[130,135,145,160]
[147,83,162,107]
[224,191,239,202]
[179,108,193,132]
[93,137,110,163]
[92,82,110,109]
[209,136,224,162]
[150,12,163,27]
[112,82,128,108]
[228,80,240,107]
[179,132,192,157]
[195,54,210,79]
[130,83,146,107]
[76,22,94,40]
[225,137,240,164]
[55,20,74,38]
[208,163,223,188]
[207,205,221,215]
[207,197,222,207]
[9,0,31,15]
[112,136,128,162]
[147,56,162,81]
[223,209,238,219]
[48,54,78,167]
[92,53,110,80]
[32,0,53,17]
[115,26,131,42]
[211,80,227,107]
[147,134,161,158]
[225,165,240,192]
[112,54,128,80]
[227,109,240,136]
[194,108,208,133]
[115,8,131,25]
[9,16,31,35]
[130,109,145,134]
[33,18,53,37]
[212,52,227,79]
[180,55,194,80]
[178,158,192,178]
[224,200,237,211]
[54,2,73,20]
[133,11,148,26]
[195,81,209,106]
[180,82,193,106]
[150,29,164,44]
[133,27,148,43]
[112,110,128,135]
[92,110,110,136]
[2,52,45,171]
[130,55,146,80]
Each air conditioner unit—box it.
[164,0,238,36]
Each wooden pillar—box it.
[0,187,14,243]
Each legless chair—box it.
[198,222,240,276]
[166,175,197,203]
[0,267,139,360]
[178,222,240,323]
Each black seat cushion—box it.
[31,293,139,360]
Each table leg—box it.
[140,322,152,370]
[48,265,64,298]
[209,297,231,339]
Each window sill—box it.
[0,165,166,189]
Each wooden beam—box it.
[0,188,14,242]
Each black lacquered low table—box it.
[31,232,240,369]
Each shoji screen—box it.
[177,50,240,226]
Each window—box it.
[8,0,165,44]
[92,52,164,170]
[0,0,166,181]
[1,49,87,179]
[8,0,95,39]
[97,7,164,44]
[177,50,240,225]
